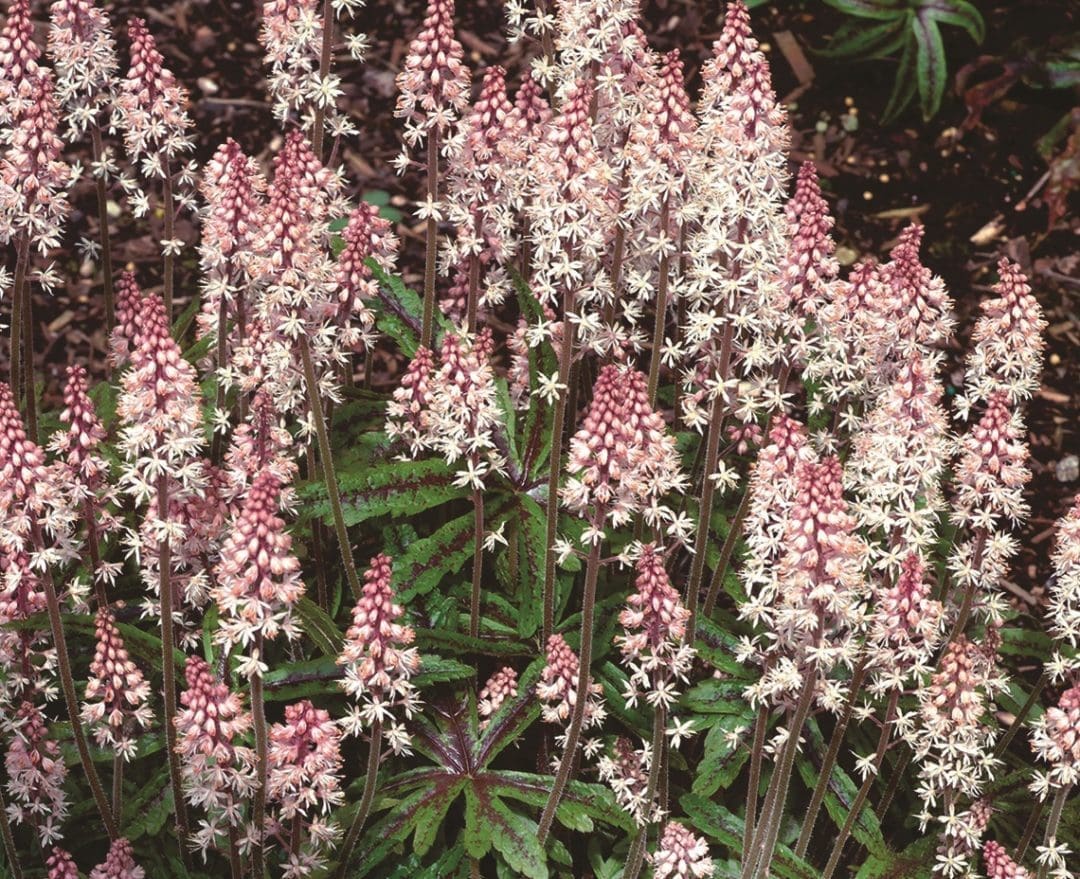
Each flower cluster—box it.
[89,838,143,879]
[1030,683,1080,794]
[175,656,257,856]
[4,701,68,845]
[82,608,152,759]
[649,821,715,879]
[338,554,421,753]
[563,363,686,534]
[616,543,694,709]
[478,666,518,727]
[266,700,345,878]
[538,633,605,734]
[212,469,305,670]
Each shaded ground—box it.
[19,0,1080,593]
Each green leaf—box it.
[923,0,985,44]
[311,456,466,527]
[693,715,754,796]
[913,11,948,119]
[679,794,817,879]
[485,772,634,832]
[463,787,492,858]
[413,654,475,688]
[796,721,887,857]
[369,263,451,356]
[486,797,548,879]
[681,678,751,714]
[512,495,547,638]
[818,18,907,59]
[395,512,477,602]
[882,30,919,122]
[822,0,904,20]
[855,834,936,879]
[293,597,344,656]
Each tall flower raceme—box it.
[395,0,470,346]
[741,454,869,712]
[911,631,1009,876]
[524,78,617,349]
[174,656,257,859]
[958,258,1046,410]
[1047,494,1080,682]
[89,838,143,879]
[620,49,698,397]
[259,0,327,128]
[115,17,195,194]
[243,129,350,414]
[114,279,209,621]
[681,2,790,429]
[47,0,119,140]
[983,840,1031,879]
[196,139,268,434]
[385,345,435,456]
[4,701,68,845]
[114,278,206,848]
[537,633,605,744]
[0,65,73,256]
[265,700,345,879]
[848,350,953,569]
[394,0,470,150]
[478,666,518,728]
[115,17,197,317]
[335,553,421,875]
[332,200,398,354]
[212,469,305,673]
[562,363,687,534]
[81,608,153,760]
[337,553,422,752]
[442,64,517,329]
[46,0,123,328]
[48,365,122,600]
[609,542,694,839]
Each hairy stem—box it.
[684,391,725,645]
[794,657,868,857]
[466,213,481,334]
[743,703,769,856]
[645,203,672,407]
[311,0,335,160]
[112,754,123,817]
[541,285,577,645]
[1035,785,1069,879]
[742,669,816,879]
[420,132,440,349]
[0,787,23,879]
[702,480,752,618]
[210,280,232,466]
[537,523,604,844]
[8,234,29,408]
[227,824,244,879]
[470,486,485,639]
[335,720,383,879]
[156,480,192,862]
[162,164,176,320]
[821,691,898,879]
[994,668,1049,759]
[873,746,910,821]
[299,333,362,599]
[32,519,119,840]
[20,275,36,441]
[623,703,667,879]
[1015,796,1045,863]
[90,125,116,334]
[250,636,268,879]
